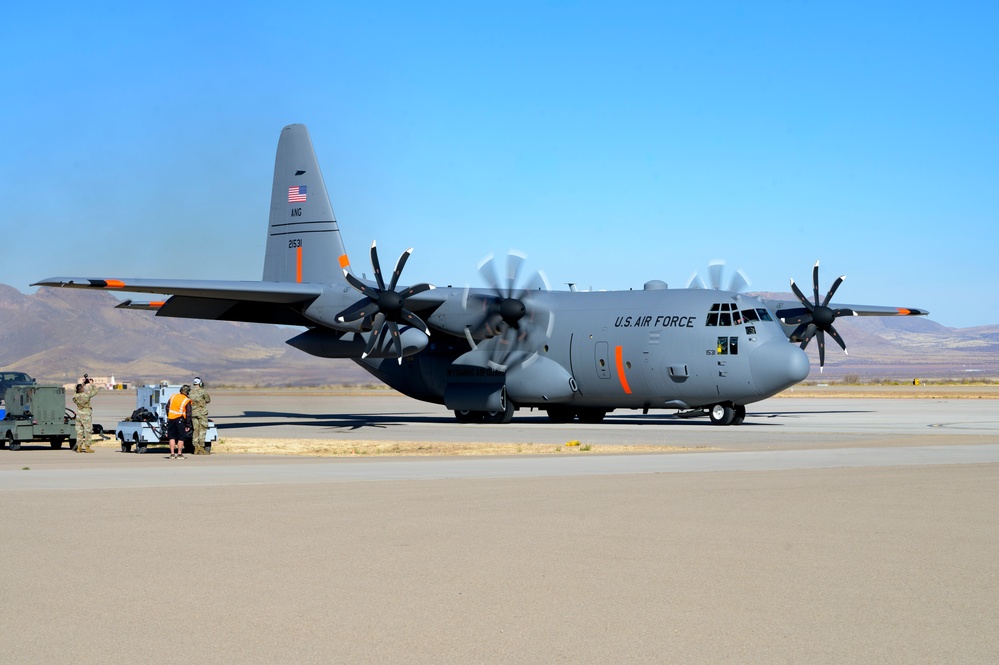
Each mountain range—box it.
[1,285,996,386]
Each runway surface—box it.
[2,393,998,663]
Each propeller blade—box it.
[812,261,820,306]
[369,241,386,291]
[821,274,846,308]
[790,279,813,310]
[388,248,413,292]
[345,271,380,301]
[477,254,501,293]
[399,282,434,301]
[728,268,751,294]
[361,313,387,358]
[708,260,725,290]
[827,325,848,353]
[816,329,826,370]
[686,272,706,289]
[400,309,430,335]
[336,299,379,324]
[790,322,812,341]
[505,251,526,298]
[387,321,403,361]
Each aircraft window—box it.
[756,308,774,322]
[732,310,743,325]
[745,325,756,335]
[741,309,760,322]
[706,312,719,326]
[710,303,721,312]
[719,312,731,326]
[716,336,739,354]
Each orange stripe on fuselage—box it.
[614,345,632,394]
[105,279,125,288]
[150,301,165,308]
[296,246,302,283]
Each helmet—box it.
[193,377,202,385]
[180,385,191,395]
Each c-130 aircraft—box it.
[35,124,928,425]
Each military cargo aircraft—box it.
[34,124,928,425]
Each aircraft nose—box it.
[750,339,810,398]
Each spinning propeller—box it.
[686,260,752,293]
[336,241,434,361]
[462,251,554,371]
[785,261,855,371]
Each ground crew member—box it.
[189,377,211,455]
[166,385,192,459]
[73,376,99,453]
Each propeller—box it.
[686,259,752,293]
[462,251,554,371]
[785,260,855,371]
[336,240,435,361]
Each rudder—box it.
[263,124,350,283]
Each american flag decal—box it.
[288,185,307,203]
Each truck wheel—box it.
[50,437,65,449]
[6,432,20,451]
[118,432,131,453]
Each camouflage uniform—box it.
[72,383,98,452]
[189,383,211,454]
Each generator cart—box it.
[2,384,76,451]
[116,382,218,454]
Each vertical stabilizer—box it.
[263,124,350,283]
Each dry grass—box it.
[209,438,713,457]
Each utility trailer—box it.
[116,383,217,454]
[1,384,76,451]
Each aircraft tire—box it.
[483,401,515,424]
[731,404,746,426]
[709,403,735,426]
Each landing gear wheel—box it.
[731,404,746,426]
[454,409,483,424]
[709,403,735,426]
[483,400,515,424]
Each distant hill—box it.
[0,285,370,387]
[1,285,996,386]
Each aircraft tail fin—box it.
[263,124,350,283]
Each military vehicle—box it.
[2,384,76,451]
[116,382,218,454]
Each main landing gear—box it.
[709,402,746,426]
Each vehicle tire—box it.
[731,404,746,426]
[709,403,735,426]
[546,406,576,423]
[577,408,607,424]
[6,431,21,451]
[50,437,65,449]
[453,409,482,423]
[137,444,147,454]
[483,400,515,424]
[118,432,131,453]
[3,431,12,450]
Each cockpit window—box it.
[706,302,751,327]
[756,308,774,322]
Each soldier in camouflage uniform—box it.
[189,377,212,454]
[73,378,99,453]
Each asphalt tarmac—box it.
[2,392,998,663]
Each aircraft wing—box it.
[766,299,930,320]
[32,277,326,326]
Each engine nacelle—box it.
[286,327,428,359]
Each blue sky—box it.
[2,2,996,328]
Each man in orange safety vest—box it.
[166,385,192,459]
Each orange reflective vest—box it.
[167,393,191,420]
